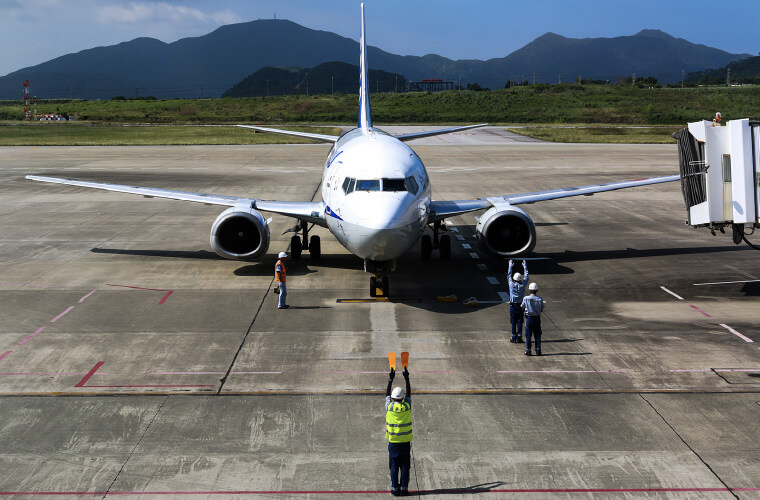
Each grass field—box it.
[0,123,342,146]
[507,126,681,143]
[2,84,759,125]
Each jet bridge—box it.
[675,119,760,248]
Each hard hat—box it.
[278,252,288,258]
[513,272,523,282]
[528,282,538,291]
[391,386,405,400]
[715,112,722,119]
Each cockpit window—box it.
[404,176,419,194]
[356,179,380,191]
[382,178,407,192]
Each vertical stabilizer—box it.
[358,3,372,133]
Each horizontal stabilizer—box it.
[394,123,489,142]
[236,125,338,143]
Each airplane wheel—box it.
[421,235,433,260]
[439,234,451,260]
[309,235,321,260]
[369,276,377,297]
[382,276,390,297]
[290,235,302,260]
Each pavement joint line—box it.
[660,286,684,300]
[0,487,758,495]
[218,176,322,394]
[103,395,168,499]
[6,387,760,397]
[639,394,738,499]
[719,323,754,343]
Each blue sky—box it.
[1,0,758,75]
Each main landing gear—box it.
[288,221,321,260]
[365,259,394,298]
[421,220,451,260]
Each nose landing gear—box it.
[365,259,395,298]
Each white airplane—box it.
[27,4,679,297]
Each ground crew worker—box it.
[521,282,545,356]
[386,367,412,496]
[507,259,529,343]
[275,251,288,309]
[713,112,722,126]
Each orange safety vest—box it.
[275,259,286,283]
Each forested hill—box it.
[223,62,407,97]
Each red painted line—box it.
[50,306,75,323]
[157,290,173,305]
[75,361,104,387]
[83,385,215,388]
[689,304,715,319]
[0,487,757,495]
[78,289,97,303]
[0,351,11,362]
[0,372,107,376]
[18,326,46,345]
[105,283,174,305]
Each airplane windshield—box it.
[356,179,380,191]
[382,178,406,192]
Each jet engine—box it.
[476,205,536,257]
[210,206,270,260]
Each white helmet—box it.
[513,272,523,282]
[528,282,538,291]
[715,112,722,119]
[391,386,405,400]
[278,252,288,258]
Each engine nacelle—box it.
[210,206,270,260]
[476,205,536,257]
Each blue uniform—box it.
[521,293,545,355]
[507,260,528,342]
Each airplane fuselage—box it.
[321,127,432,261]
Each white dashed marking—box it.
[469,252,480,259]
[487,277,499,285]
[477,264,488,271]
[462,243,472,249]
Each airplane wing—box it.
[429,174,680,222]
[394,123,489,142]
[236,125,338,143]
[25,175,327,226]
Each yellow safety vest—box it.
[385,401,413,443]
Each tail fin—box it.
[358,3,372,133]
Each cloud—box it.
[95,2,241,25]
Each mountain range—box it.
[223,61,407,97]
[0,19,750,99]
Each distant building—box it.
[407,79,455,92]
[39,114,66,121]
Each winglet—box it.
[358,3,372,133]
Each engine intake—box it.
[210,207,270,260]
[476,205,536,257]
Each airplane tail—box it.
[358,3,372,133]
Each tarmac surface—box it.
[1,127,759,498]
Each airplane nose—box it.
[358,196,410,229]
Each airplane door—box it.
[722,154,732,221]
